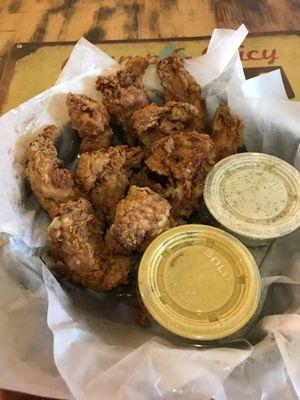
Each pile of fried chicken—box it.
[25,53,243,324]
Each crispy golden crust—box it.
[47,198,132,291]
[79,134,112,153]
[145,132,215,217]
[76,146,144,223]
[105,230,131,256]
[109,186,172,252]
[146,132,214,180]
[157,53,207,128]
[25,125,85,218]
[211,104,244,162]
[66,93,113,153]
[96,57,150,145]
[130,167,165,195]
[132,101,205,150]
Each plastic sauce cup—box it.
[204,153,300,247]
[138,225,261,342]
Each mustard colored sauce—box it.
[164,246,234,313]
[139,225,261,341]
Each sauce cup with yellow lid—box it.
[204,153,300,247]
[138,224,261,342]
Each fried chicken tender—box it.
[145,132,215,217]
[132,101,204,150]
[130,167,165,195]
[108,186,172,252]
[211,104,244,162]
[47,198,132,291]
[95,56,150,145]
[104,230,132,256]
[157,53,207,129]
[76,146,144,223]
[25,125,84,218]
[66,93,113,153]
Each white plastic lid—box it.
[204,153,300,241]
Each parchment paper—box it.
[0,25,300,400]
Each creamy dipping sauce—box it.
[204,153,300,246]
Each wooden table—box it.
[0,0,300,399]
[1,0,300,58]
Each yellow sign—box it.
[1,33,299,114]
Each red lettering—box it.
[238,47,279,65]
[262,49,278,65]
[247,50,261,60]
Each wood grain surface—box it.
[1,0,300,58]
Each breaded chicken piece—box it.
[157,53,207,129]
[211,104,244,162]
[108,186,172,252]
[66,93,113,153]
[132,101,204,150]
[130,167,165,195]
[96,56,150,145]
[146,132,215,217]
[25,125,84,218]
[76,146,144,223]
[47,198,132,291]
[104,230,132,256]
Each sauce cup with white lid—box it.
[203,153,300,247]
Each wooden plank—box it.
[140,0,216,38]
[1,0,300,58]
[213,0,300,31]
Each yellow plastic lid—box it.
[138,225,261,341]
[204,153,300,242]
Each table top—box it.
[0,0,300,399]
[1,0,300,58]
